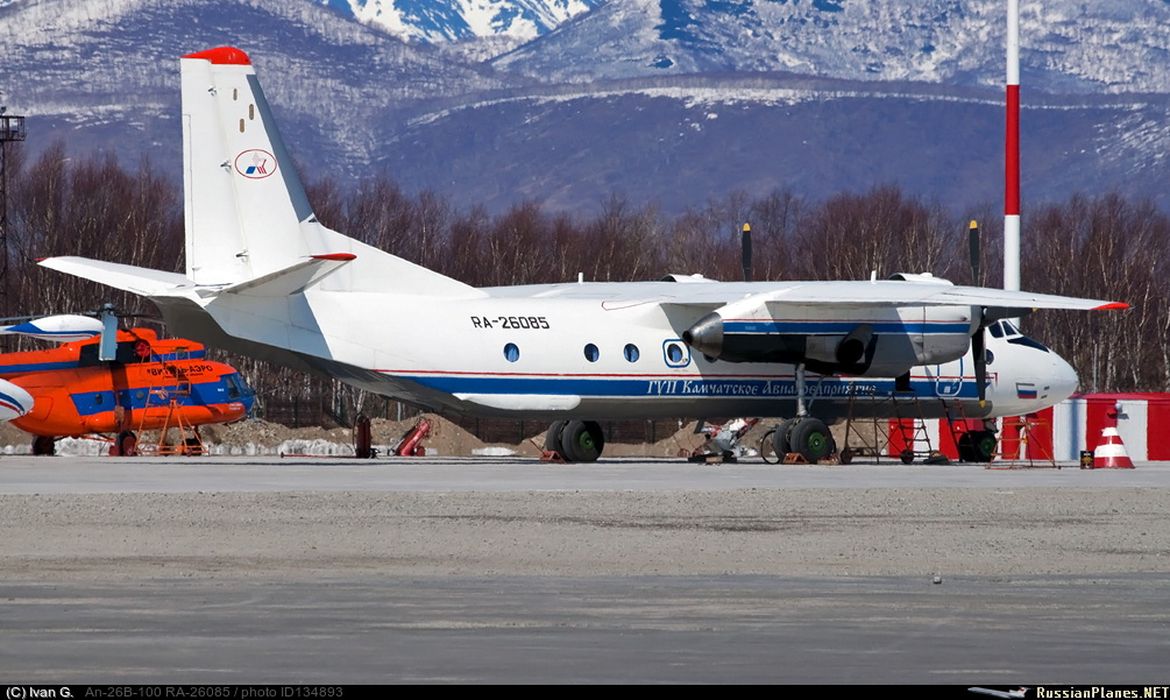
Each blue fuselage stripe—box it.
[396,374,980,400]
[69,378,254,416]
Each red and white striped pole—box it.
[1004,0,1020,293]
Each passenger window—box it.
[503,343,520,362]
[584,344,599,362]
[663,340,690,368]
[624,344,640,363]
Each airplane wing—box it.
[644,280,1128,313]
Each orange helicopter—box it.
[0,314,254,455]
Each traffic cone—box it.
[1091,427,1134,469]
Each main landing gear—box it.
[763,363,837,464]
[544,420,605,463]
[956,429,997,463]
[111,430,139,457]
[31,436,56,456]
[766,416,836,464]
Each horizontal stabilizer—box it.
[220,254,356,297]
[38,257,192,296]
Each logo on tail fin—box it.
[234,149,277,179]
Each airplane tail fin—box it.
[180,47,477,297]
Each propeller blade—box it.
[741,223,752,282]
[968,219,981,286]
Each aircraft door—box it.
[931,357,964,398]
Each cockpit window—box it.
[988,322,1004,339]
[1007,335,1051,353]
[1002,321,1021,336]
[224,373,253,399]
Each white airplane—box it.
[40,47,1127,463]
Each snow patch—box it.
[471,446,517,456]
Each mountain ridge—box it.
[1,0,1167,215]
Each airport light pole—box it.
[0,102,28,319]
[1004,0,1021,295]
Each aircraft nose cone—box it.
[1049,351,1080,404]
[682,312,724,358]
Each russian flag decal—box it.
[1016,382,1038,400]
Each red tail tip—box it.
[182,47,252,66]
[311,253,357,262]
[1095,302,1129,311]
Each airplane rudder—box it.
[181,47,313,279]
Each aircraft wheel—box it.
[839,447,853,465]
[899,449,915,465]
[789,418,835,463]
[32,436,56,456]
[957,431,997,462]
[771,418,795,457]
[544,421,569,461]
[117,431,139,457]
[972,431,997,462]
[184,438,204,456]
[560,420,605,463]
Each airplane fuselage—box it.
[156,281,1077,424]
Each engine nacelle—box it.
[682,301,974,377]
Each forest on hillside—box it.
[3,143,1166,426]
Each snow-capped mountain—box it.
[495,0,1170,94]
[324,0,601,46]
[1,0,1168,216]
[0,0,509,166]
